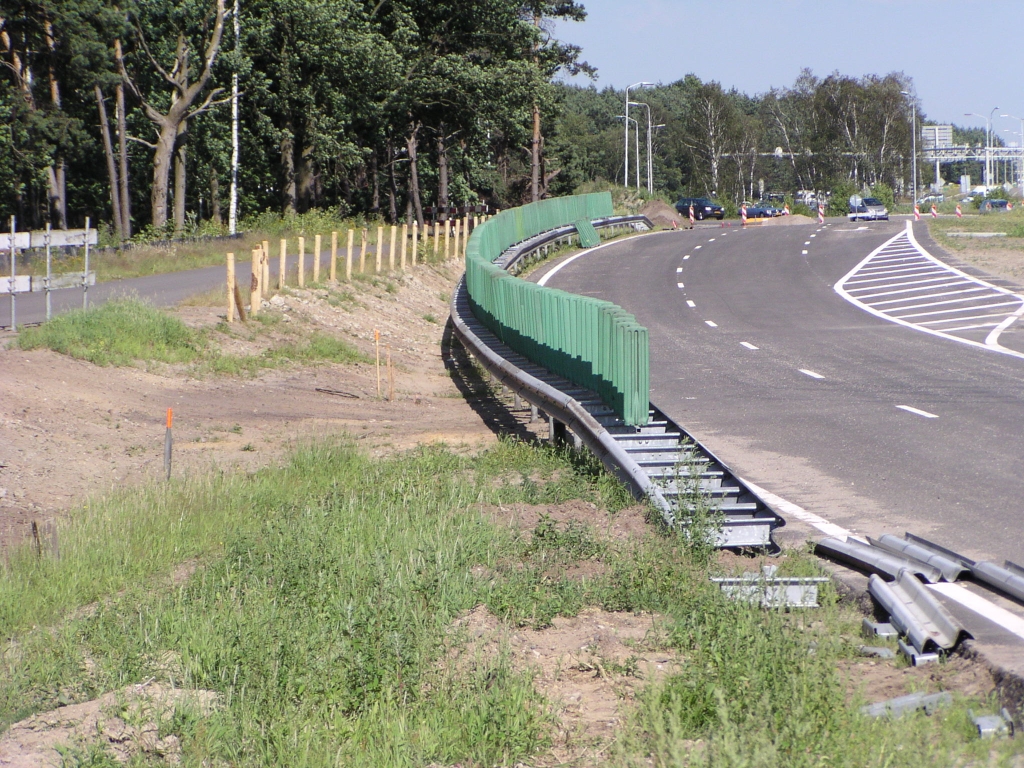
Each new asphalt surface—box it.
[534,219,1024,567]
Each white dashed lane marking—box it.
[740,342,759,350]
[686,300,696,308]
[896,405,939,419]
[705,320,718,327]
[835,222,1024,357]
[677,282,684,288]
[676,267,683,273]
[799,369,825,379]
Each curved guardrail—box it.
[464,193,649,426]
[450,208,780,548]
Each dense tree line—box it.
[545,70,935,205]
[1,0,587,237]
[2,0,988,238]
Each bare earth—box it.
[0,261,520,549]
[0,242,1009,766]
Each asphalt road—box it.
[535,220,1024,566]
[0,251,344,328]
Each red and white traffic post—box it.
[817,203,824,224]
[956,203,962,218]
[914,204,921,221]
[931,204,938,218]
[741,204,747,226]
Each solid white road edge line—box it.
[741,480,862,541]
[536,229,667,287]
[928,583,1024,642]
[741,480,1024,643]
[896,405,938,418]
[799,369,825,379]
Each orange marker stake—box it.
[164,408,173,480]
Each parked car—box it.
[979,199,1009,212]
[675,197,725,220]
[742,202,783,218]
[848,196,889,221]
[916,194,944,205]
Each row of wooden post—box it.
[225,213,497,322]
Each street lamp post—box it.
[966,108,999,188]
[624,82,651,188]
[1001,114,1024,196]
[629,101,652,192]
[615,115,641,191]
[901,90,917,203]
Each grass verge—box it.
[13,298,368,373]
[1,438,1020,765]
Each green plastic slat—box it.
[574,219,601,248]
[463,193,649,425]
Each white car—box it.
[848,196,889,221]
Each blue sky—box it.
[554,0,1024,142]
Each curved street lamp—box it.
[966,108,999,187]
[1001,114,1024,195]
[616,115,641,192]
[900,90,917,203]
[624,82,652,188]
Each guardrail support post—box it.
[514,393,522,409]
[549,416,568,447]
[530,404,538,423]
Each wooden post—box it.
[387,345,394,402]
[262,247,269,294]
[226,252,236,322]
[400,223,408,270]
[411,221,419,266]
[462,216,468,257]
[433,221,439,256]
[330,231,338,283]
[443,220,450,260]
[453,218,461,260]
[374,329,381,398]
[376,225,383,272]
[298,236,305,287]
[250,248,261,316]
[313,234,322,283]
[279,239,286,289]
[345,229,353,281]
[360,228,367,273]
[388,225,396,271]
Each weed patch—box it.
[0,437,1016,766]
[15,298,205,366]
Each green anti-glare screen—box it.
[464,193,650,426]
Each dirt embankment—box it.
[0,261,538,549]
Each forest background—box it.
[0,0,995,242]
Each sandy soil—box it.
[0,260,542,549]
[0,684,218,767]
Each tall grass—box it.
[15,297,205,366]
[0,438,1017,766]
[14,298,368,373]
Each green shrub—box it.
[16,298,205,366]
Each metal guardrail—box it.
[450,213,781,548]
